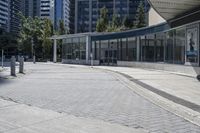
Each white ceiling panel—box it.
[148,0,200,20]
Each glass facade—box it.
[62,37,86,61]
[62,21,200,67]
[75,0,149,33]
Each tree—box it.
[58,20,65,35]
[106,14,121,32]
[18,14,33,56]
[111,14,120,28]
[41,19,53,59]
[96,6,109,32]
[0,32,18,57]
[136,2,146,28]
[18,14,53,60]
[58,19,66,59]
[123,16,134,29]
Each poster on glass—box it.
[186,27,198,65]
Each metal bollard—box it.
[19,57,24,73]
[10,56,16,76]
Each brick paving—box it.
[0,63,200,133]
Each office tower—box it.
[9,0,24,34]
[0,0,10,32]
[69,0,75,33]
[24,0,40,18]
[74,0,149,33]
[55,0,70,31]
[40,0,70,31]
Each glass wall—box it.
[62,22,199,67]
[121,38,127,61]
[155,33,165,62]
[141,35,155,62]
[127,37,137,61]
[174,28,186,64]
[165,30,174,63]
[62,37,86,60]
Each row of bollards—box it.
[10,56,24,76]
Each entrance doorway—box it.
[99,40,118,66]
[101,49,117,65]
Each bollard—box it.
[19,57,24,73]
[10,56,16,76]
[33,56,36,64]
[197,75,200,81]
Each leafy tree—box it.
[0,32,18,57]
[18,14,33,56]
[41,19,53,59]
[18,14,53,60]
[136,2,146,28]
[111,14,120,28]
[123,16,134,29]
[106,14,121,32]
[96,6,109,32]
[58,19,66,59]
[58,20,65,35]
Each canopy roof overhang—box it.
[148,0,200,22]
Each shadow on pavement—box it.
[192,66,200,81]
[0,78,11,85]
[0,62,19,67]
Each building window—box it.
[174,28,186,64]
[127,37,137,61]
[155,33,165,62]
[165,30,174,63]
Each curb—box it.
[98,68,200,127]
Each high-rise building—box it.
[55,0,70,31]
[24,0,40,18]
[9,0,24,34]
[40,0,54,23]
[69,0,75,33]
[0,0,10,32]
[40,0,70,31]
[73,0,149,33]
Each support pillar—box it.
[53,39,57,63]
[86,36,91,64]
[136,37,140,61]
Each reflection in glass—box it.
[165,31,174,63]
[175,28,185,64]
[127,37,137,61]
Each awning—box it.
[148,0,200,21]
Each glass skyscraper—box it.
[24,0,40,18]
[40,0,70,31]
[0,0,9,32]
[74,0,149,33]
[10,0,24,34]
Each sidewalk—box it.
[0,98,147,133]
[95,66,200,126]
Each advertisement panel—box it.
[186,26,199,65]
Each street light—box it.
[31,38,36,64]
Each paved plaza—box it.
[0,63,200,132]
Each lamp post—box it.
[31,38,35,64]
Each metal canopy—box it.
[148,0,200,21]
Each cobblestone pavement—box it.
[0,63,200,133]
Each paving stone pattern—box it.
[0,63,200,133]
